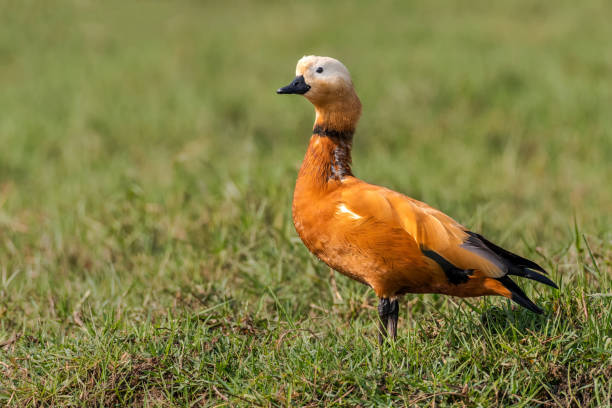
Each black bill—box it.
[277,75,310,95]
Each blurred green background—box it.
[1,0,610,406]
[2,0,611,230]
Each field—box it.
[1,0,611,406]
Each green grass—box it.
[1,0,611,406]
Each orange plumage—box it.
[278,56,557,342]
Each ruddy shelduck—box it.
[277,56,557,343]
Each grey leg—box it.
[387,299,399,340]
[378,298,399,344]
[378,298,390,345]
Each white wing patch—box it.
[336,203,362,219]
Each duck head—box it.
[277,55,361,131]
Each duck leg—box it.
[387,299,399,340]
[378,298,390,344]
[378,298,399,344]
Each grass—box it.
[1,0,611,406]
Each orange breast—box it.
[293,179,441,297]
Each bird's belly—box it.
[293,216,371,284]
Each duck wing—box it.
[340,183,555,312]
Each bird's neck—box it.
[297,92,362,191]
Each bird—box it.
[277,55,558,344]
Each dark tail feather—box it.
[468,231,548,274]
[497,276,543,314]
[464,231,557,310]
[508,267,558,289]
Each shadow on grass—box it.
[479,305,548,334]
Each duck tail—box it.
[466,231,558,290]
[496,275,543,314]
[464,231,557,314]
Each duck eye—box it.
[316,67,324,73]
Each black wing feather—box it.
[462,231,558,313]
[466,231,547,274]
[497,275,544,314]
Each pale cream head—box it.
[277,55,362,131]
[296,56,352,85]
[295,55,355,106]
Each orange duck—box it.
[277,56,557,343]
